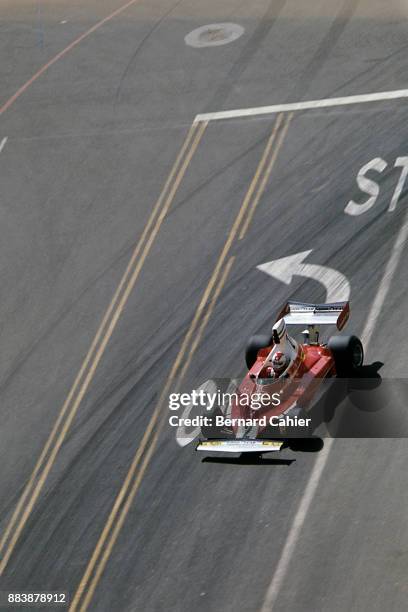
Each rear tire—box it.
[328,335,364,376]
[245,334,272,370]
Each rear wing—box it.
[276,301,350,331]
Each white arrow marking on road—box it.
[257,249,350,302]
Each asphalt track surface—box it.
[1,0,408,611]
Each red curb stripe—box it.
[0,0,141,116]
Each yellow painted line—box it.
[70,112,291,611]
[0,120,200,566]
[70,254,235,611]
[234,113,284,243]
[0,120,207,576]
[177,256,235,385]
[239,112,293,239]
[74,256,236,612]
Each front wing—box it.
[196,439,284,453]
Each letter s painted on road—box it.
[344,157,387,216]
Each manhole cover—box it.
[185,23,244,48]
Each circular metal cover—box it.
[185,23,244,48]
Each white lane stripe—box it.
[361,211,408,343]
[260,210,408,612]
[0,137,8,153]
[195,89,408,122]
[260,438,334,612]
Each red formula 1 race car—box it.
[197,301,364,454]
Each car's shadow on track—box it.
[201,455,295,466]
[349,361,384,389]
[314,361,384,426]
[311,360,408,438]
[286,437,324,452]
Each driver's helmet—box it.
[272,351,288,375]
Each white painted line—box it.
[260,438,334,612]
[0,137,8,153]
[361,210,408,342]
[195,88,408,122]
[260,208,408,611]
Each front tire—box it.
[328,335,364,376]
[245,334,273,370]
